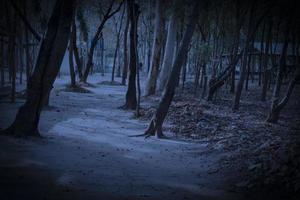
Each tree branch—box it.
[9,0,41,42]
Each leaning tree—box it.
[144,0,201,138]
[1,0,75,137]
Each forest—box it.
[0,0,299,199]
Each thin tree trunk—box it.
[266,19,292,123]
[122,5,130,85]
[261,19,272,101]
[245,51,252,91]
[181,54,187,91]
[123,0,139,110]
[1,0,75,137]
[144,1,200,137]
[258,22,266,86]
[136,24,141,117]
[145,0,165,96]
[230,61,236,93]
[111,5,125,83]
[232,1,256,110]
[24,4,31,88]
[8,0,41,42]
[19,30,24,85]
[81,0,122,83]
[202,62,208,98]
[232,50,248,110]
[8,7,17,103]
[100,37,105,76]
[69,23,76,87]
[157,5,178,93]
[72,19,83,79]
[0,36,4,86]
[194,59,201,95]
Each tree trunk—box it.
[81,0,122,83]
[258,22,265,86]
[144,1,200,137]
[69,22,76,87]
[136,32,141,117]
[123,0,139,110]
[145,0,165,96]
[1,0,75,137]
[266,19,292,123]
[8,0,41,42]
[157,5,178,93]
[8,7,17,103]
[111,5,125,83]
[230,63,236,93]
[232,1,256,110]
[194,59,201,95]
[266,72,298,123]
[19,31,24,85]
[0,36,4,86]
[245,50,252,91]
[24,4,31,88]
[232,50,248,110]
[181,54,187,91]
[202,62,208,98]
[261,19,272,101]
[207,6,242,100]
[72,19,83,79]
[122,5,130,85]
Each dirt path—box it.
[0,75,246,200]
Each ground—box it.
[0,73,299,200]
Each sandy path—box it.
[0,75,245,200]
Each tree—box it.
[207,0,244,101]
[123,0,139,110]
[111,4,126,83]
[69,15,76,88]
[157,0,180,93]
[71,16,83,80]
[232,1,256,110]
[1,0,75,137]
[122,2,130,85]
[7,5,17,103]
[260,18,272,101]
[8,0,41,42]
[81,0,123,83]
[144,1,201,138]
[266,15,295,123]
[144,0,166,96]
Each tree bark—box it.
[8,0,41,42]
[72,19,83,79]
[207,1,242,100]
[145,0,166,96]
[266,19,292,123]
[24,3,31,88]
[69,20,76,87]
[157,3,178,93]
[19,29,24,85]
[122,4,130,85]
[232,1,256,110]
[8,6,17,103]
[111,5,125,83]
[144,1,200,137]
[0,36,4,86]
[258,22,265,86]
[1,0,75,137]
[123,0,139,110]
[261,19,272,101]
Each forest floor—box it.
[0,73,299,200]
